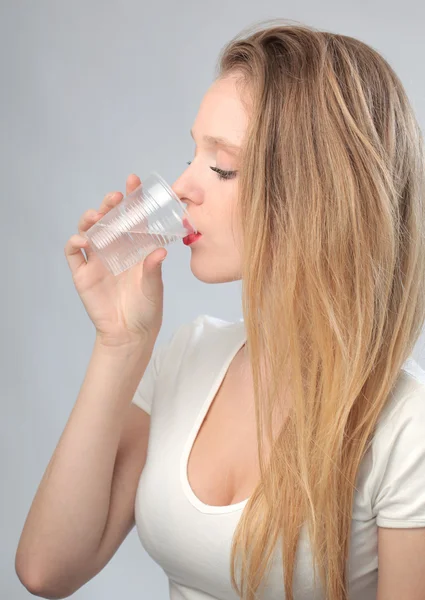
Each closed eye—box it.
[186,161,237,181]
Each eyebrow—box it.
[190,128,241,156]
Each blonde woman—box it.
[16,19,425,600]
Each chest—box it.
[134,332,379,599]
[186,350,264,507]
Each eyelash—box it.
[186,161,237,181]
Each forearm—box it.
[16,338,154,581]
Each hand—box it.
[64,174,167,347]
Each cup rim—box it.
[149,170,197,232]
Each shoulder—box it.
[160,314,245,366]
[364,356,425,526]
[131,314,244,414]
[179,313,244,336]
[374,357,425,438]
[162,313,244,356]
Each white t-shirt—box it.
[131,314,425,600]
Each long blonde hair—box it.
[216,19,425,599]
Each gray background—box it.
[2,1,424,598]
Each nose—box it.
[171,165,194,200]
[170,181,196,234]
[170,179,186,207]
[170,177,184,200]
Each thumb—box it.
[140,248,167,300]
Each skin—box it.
[171,73,291,446]
[171,72,250,285]
[169,73,292,391]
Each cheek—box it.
[228,191,241,241]
[217,203,237,238]
[204,182,240,240]
[223,211,242,253]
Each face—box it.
[171,73,250,284]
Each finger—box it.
[64,234,90,274]
[78,209,103,236]
[98,190,123,215]
[78,209,105,260]
[140,247,167,302]
[126,173,142,196]
[146,246,168,266]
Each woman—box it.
[16,19,425,600]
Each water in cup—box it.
[83,172,197,276]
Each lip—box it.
[182,217,199,236]
[182,232,202,246]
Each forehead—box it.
[192,74,250,149]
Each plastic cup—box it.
[83,172,197,276]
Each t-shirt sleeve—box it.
[130,314,206,415]
[131,340,168,415]
[371,385,425,528]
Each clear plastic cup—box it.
[83,172,197,276]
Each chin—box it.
[189,258,242,284]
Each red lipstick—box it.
[183,232,202,245]
[182,217,201,245]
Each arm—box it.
[15,338,155,599]
[377,526,425,600]
[372,387,425,599]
